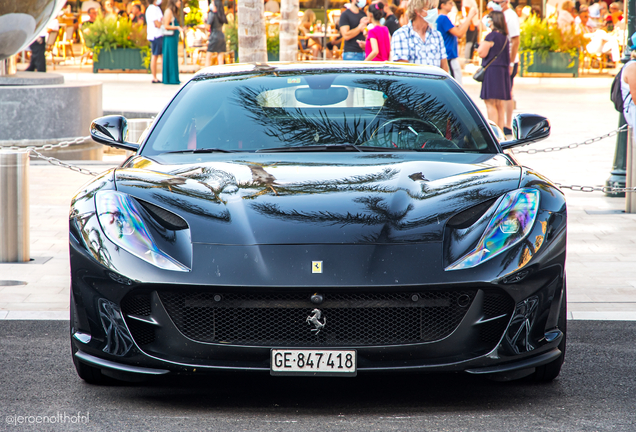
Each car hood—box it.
[114,153,521,245]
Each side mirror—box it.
[500,114,550,150]
[90,115,140,152]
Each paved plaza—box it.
[1,69,635,320]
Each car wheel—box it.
[531,279,567,383]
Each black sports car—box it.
[70,63,566,384]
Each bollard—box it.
[605,113,627,197]
[0,150,30,262]
[627,127,636,213]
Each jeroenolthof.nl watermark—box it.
[5,412,89,426]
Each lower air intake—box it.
[159,290,481,347]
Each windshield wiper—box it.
[161,148,238,154]
[256,144,372,153]
[257,144,419,153]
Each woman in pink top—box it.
[364,3,391,61]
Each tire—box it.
[531,279,567,383]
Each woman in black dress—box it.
[477,11,511,131]
[205,0,228,66]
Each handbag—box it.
[160,25,174,36]
[473,40,508,83]
[472,66,487,82]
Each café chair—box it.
[55,25,75,60]
[77,28,92,68]
[582,49,607,74]
[44,29,61,70]
[297,39,313,61]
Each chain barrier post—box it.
[0,150,30,263]
[605,113,628,198]
[627,126,636,213]
[127,119,153,146]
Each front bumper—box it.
[70,194,567,377]
[70,260,566,377]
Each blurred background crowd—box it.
[15,0,627,79]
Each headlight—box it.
[446,188,540,271]
[95,191,189,272]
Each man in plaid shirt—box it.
[390,0,449,72]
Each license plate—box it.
[271,349,357,376]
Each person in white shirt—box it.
[589,0,601,18]
[574,5,596,33]
[557,0,575,31]
[621,33,636,128]
[586,28,622,63]
[490,0,519,136]
[146,0,164,83]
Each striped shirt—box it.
[390,21,447,67]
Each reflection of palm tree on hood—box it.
[248,165,276,184]
[248,169,513,243]
[163,177,188,192]
[172,161,401,200]
[116,170,231,221]
[247,164,279,197]
[170,163,280,198]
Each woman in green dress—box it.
[162,0,183,85]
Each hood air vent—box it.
[137,200,189,230]
[447,197,498,229]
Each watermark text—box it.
[6,412,89,426]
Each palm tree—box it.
[279,0,299,61]
[237,0,268,62]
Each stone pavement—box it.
[1,69,635,320]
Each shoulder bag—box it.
[473,39,508,83]
[160,25,174,36]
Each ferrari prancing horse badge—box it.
[312,261,322,274]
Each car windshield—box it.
[141,71,496,156]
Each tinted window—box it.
[141,72,495,155]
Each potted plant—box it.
[519,15,586,77]
[83,15,151,73]
[185,0,204,27]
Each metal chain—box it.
[512,124,629,154]
[1,136,100,176]
[0,136,91,153]
[29,148,101,177]
[2,126,635,182]
[556,184,636,193]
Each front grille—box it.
[159,290,477,347]
[126,319,156,346]
[121,293,151,317]
[482,291,515,320]
[479,291,516,346]
[121,293,155,346]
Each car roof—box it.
[194,61,449,80]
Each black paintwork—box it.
[70,63,566,381]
